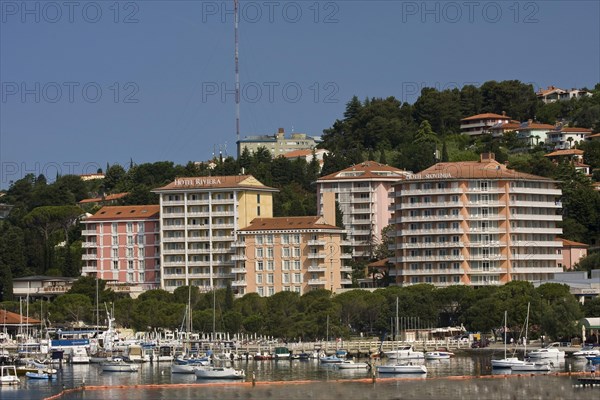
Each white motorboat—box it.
[510,361,552,372]
[0,365,20,385]
[336,360,370,369]
[527,343,565,360]
[572,347,600,358]
[101,357,139,372]
[194,366,245,380]
[384,345,425,360]
[425,351,454,360]
[377,363,427,374]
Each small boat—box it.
[527,343,565,359]
[425,351,454,360]
[0,365,20,385]
[573,347,600,358]
[377,363,427,374]
[384,345,425,360]
[194,366,245,380]
[336,349,348,359]
[319,355,343,364]
[101,357,139,372]
[585,356,600,364]
[274,347,291,360]
[25,370,55,380]
[336,360,370,369]
[510,361,552,372]
[491,357,526,368]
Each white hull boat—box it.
[572,348,600,358]
[510,361,552,372]
[491,357,526,368]
[336,360,370,369]
[425,351,453,360]
[377,363,427,374]
[101,358,139,372]
[1,365,21,385]
[194,366,245,380]
[320,355,343,364]
[171,363,204,374]
[384,346,424,360]
[528,343,565,359]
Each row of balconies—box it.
[162,198,235,206]
[396,187,463,196]
[391,268,465,276]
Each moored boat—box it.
[425,351,454,360]
[319,355,343,364]
[25,370,56,380]
[527,343,565,359]
[377,363,427,374]
[0,365,20,385]
[510,361,552,372]
[101,357,139,372]
[194,366,245,380]
[336,360,370,369]
[384,345,424,360]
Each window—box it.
[293,234,300,244]
[256,248,264,258]
[268,287,275,296]
[257,194,261,203]
[267,273,274,284]
[256,274,263,284]
[138,222,144,233]
[112,236,118,246]
[112,222,118,232]
[127,235,134,246]
[293,247,301,257]
[112,260,119,270]
[266,234,274,244]
[257,206,261,216]
[283,260,290,270]
[128,260,134,270]
[112,248,118,258]
[139,260,145,270]
[127,222,133,233]
[282,234,290,244]
[257,287,264,297]
[294,273,302,283]
[294,260,300,270]
[266,247,274,258]
[283,273,290,283]
[282,247,290,257]
[126,248,133,258]
[256,261,264,271]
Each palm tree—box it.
[567,137,574,149]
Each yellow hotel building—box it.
[153,175,277,291]
[390,153,564,287]
[233,215,351,297]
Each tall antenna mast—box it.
[234,0,240,144]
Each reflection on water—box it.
[0,356,597,400]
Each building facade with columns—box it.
[390,153,564,287]
[152,175,277,292]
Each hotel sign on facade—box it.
[174,178,222,186]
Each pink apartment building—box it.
[560,239,588,270]
[81,205,161,294]
[316,161,409,259]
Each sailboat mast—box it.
[503,310,507,360]
[234,0,240,143]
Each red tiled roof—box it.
[520,123,555,130]
[318,161,408,181]
[154,175,277,192]
[545,149,584,157]
[283,149,313,158]
[560,238,588,248]
[240,216,341,231]
[79,192,129,204]
[405,157,553,181]
[0,309,41,325]
[537,86,565,96]
[86,205,160,221]
[490,122,521,131]
[461,113,510,122]
[559,127,592,133]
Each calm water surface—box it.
[1,356,596,400]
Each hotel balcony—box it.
[511,267,563,274]
[231,267,247,274]
[511,240,562,247]
[81,254,97,260]
[509,253,562,261]
[399,242,465,249]
[468,267,505,274]
[340,240,353,247]
[340,266,353,273]
[468,214,504,221]
[398,255,465,263]
[163,212,185,218]
[81,242,97,248]
[231,280,247,287]
[509,187,562,196]
[231,241,246,248]
[399,214,464,224]
[187,261,211,267]
[162,237,185,242]
[187,248,211,254]
[466,241,506,247]
[396,268,465,276]
[466,201,502,207]
[308,266,327,272]
[212,247,233,254]
[509,200,562,208]
[347,197,371,204]
[397,201,462,210]
[162,249,185,255]
[467,227,503,234]
[470,280,502,286]
[231,254,246,261]
[399,228,465,236]
[510,213,561,221]
[211,223,235,229]
[467,255,507,261]
[308,279,327,286]
[350,229,372,236]
[81,266,97,274]
[211,198,235,205]
[340,253,353,259]
[163,225,185,230]
[510,227,562,234]
[340,278,353,285]
[308,240,326,246]
[81,230,97,236]
[308,253,326,259]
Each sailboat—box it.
[491,311,525,368]
[377,298,427,375]
[319,315,343,363]
[510,303,551,373]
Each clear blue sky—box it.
[1,1,599,188]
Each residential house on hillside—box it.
[460,113,511,136]
[544,149,590,175]
[282,148,329,171]
[559,239,588,270]
[537,86,592,104]
[546,126,592,149]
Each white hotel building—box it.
[152,175,277,292]
[390,153,563,287]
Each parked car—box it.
[471,339,489,348]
